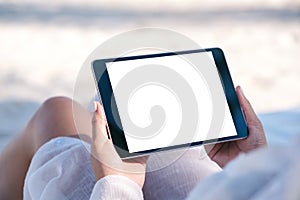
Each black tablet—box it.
[92,48,248,159]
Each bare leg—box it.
[0,97,92,200]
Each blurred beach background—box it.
[0,0,299,151]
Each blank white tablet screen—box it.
[106,52,237,153]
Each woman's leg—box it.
[0,97,92,200]
[143,148,222,200]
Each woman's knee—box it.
[38,96,75,131]
[41,96,72,112]
[31,97,77,149]
[26,96,91,153]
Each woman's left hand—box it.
[90,102,147,188]
[205,86,267,168]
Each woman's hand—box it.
[205,86,267,168]
[90,102,147,188]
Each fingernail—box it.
[94,101,97,112]
[100,106,105,116]
[239,86,245,97]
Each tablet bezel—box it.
[92,48,248,159]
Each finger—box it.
[125,155,149,165]
[205,143,222,156]
[92,102,108,146]
[236,86,261,126]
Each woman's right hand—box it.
[90,102,147,188]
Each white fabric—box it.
[90,175,143,200]
[24,137,96,200]
[24,137,219,200]
[143,147,221,200]
[24,136,300,200]
[187,136,300,200]
[258,107,300,145]
[92,136,300,200]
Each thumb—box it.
[92,102,109,151]
[236,86,267,149]
[236,86,262,127]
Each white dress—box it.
[24,136,300,200]
[23,137,220,200]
